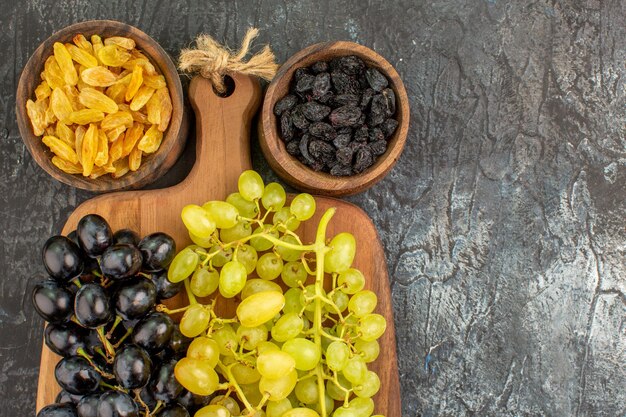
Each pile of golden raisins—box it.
[25,34,172,179]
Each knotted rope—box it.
[178,28,279,93]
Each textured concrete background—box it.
[1,1,624,416]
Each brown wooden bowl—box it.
[259,41,409,196]
[16,20,189,192]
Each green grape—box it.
[326,374,351,401]
[219,260,247,298]
[273,207,301,232]
[278,231,303,256]
[239,383,264,408]
[227,192,258,218]
[212,324,238,356]
[283,408,321,417]
[304,308,315,323]
[282,338,321,371]
[179,304,211,338]
[262,182,287,211]
[281,261,308,287]
[189,231,213,248]
[256,252,284,280]
[187,336,220,367]
[267,398,293,417]
[342,357,368,385]
[358,313,387,341]
[250,224,280,251]
[202,201,239,229]
[174,357,219,396]
[257,350,296,379]
[236,244,258,274]
[241,278,282,299]
[331,291,349,312]
[220,220,252,243]
[348,397,375,415]
[354,370,380,398]
[337,268,365,294]
[190,267,219,297]
[238,170,265,201]
[210,396,241,416]
[336,315,359,339]
[210,245,233,267]
[236,325,268,350]
[237,290,285,327]
[195,404,230,417]
[294,377,318,404]
[256,340,281,355]
[271,312,304,342]
[354,339,380,363]
[290,193,316,221]
[283,288,303,314]
[181,204,216,238]
[301,315,311,333]
[228,360,261,384]
[167,247,199,283]
[259,369,298,401]
[314,393,335,416]
[325,341,350,371]
[324,232,356,273]
[348,290,377,317]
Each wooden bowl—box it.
[259,41,409,196]
[16,20,188,192]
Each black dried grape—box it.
[365,68,388,91]
[274,94,298,116]
[329,106,362,127]
[302,102,331,122]
[275,54,398,176]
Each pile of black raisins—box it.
[274,55,398,176]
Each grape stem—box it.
[96,326,116,359]
[183,278,197,305]
[313,207,336,417]
[217,362,256,413]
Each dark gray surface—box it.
[1,1,624,416]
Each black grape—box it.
[131,312,174,353]
[55,390,84,405]
[77,214,112,257]
[74,283,112,329]
[75,393,100,417]
[100,244,143,280]
[37,403,78,417]
[138,232,176,272]
[113,344,152,389]
[150,359,183,403]
[113,278,156,320]
[42,236,84,282]
[152,270,183,300]
[96,391,140,417]
[155,404,189,417]
[112,229,140,246]
[54,356,101,395]
[32,280,73,323]
[44,322,89,357]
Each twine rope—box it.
[178,28,278,93]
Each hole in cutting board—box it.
[212,75,236,97]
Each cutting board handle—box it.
[182,74,262,201]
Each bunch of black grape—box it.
[33,214,206,417]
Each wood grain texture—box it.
[36,73,401,417]
[15,20,189,192]
[259,41,410,196]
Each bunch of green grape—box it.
[163,170,387,417]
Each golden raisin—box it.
[155,87,172,132]
[97,45,131,67]
[143,75,167,90]
[112,159,130,178]
[106,125,126,143]
[129,86,155,111]
[35,81,52,101]
[109,133,125,161]
[52,156,83,174]
[101,111,134,131]
[43,99,57,126]
[91,35,104,65]
[81,66,118,87]
[105,82,128,104]
[125,65,143,101]
[55,122,76,148]
[50,88,74,123]
[42,135,79,164]
[79,87,119,113]
[81,124,99,176]
[66,44,98,68]
[73,34,93,53]
[26,99,47,136]
[69,109,105,125]
[75,125,86,161]
[53,42,78,86]
[122,123,144,157]
[145,93,161,125]
[43,56,65,89]
[95,129,109,167]
[104,36,136,50]
[128,145,142,171]
[137,125,163,154]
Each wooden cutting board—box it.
[36,74,401,416]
